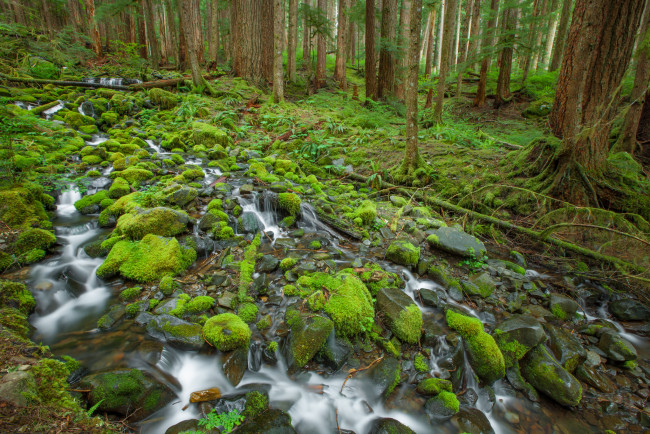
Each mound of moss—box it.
[278,192,301,216]
[203,313,251,351]
[14,228,56,255]
[115,207,189,240]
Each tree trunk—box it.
[288,0,298,81]
[158,3,169,65]
[143,0,160,67]
[377,0,398,99]
[138,5,148,59]
[273,0,286,102]
[541,0,559,69]
[614,2,650,155]
[424,9,436,78]
[522,0,542,83]
[466,0,481,72]
[543,0,645,204]
[435,0,445,73]
[315,0,327,88]
[302,0,311,71]
[178,6,188,70]
[180,0,206,88]
[432,0,457,124]
[494,4,515,108]
[452,0,461,67]
[347,0,356,61]
[262,1,275,82]
[365,0,377,99]
[456,0,473,97]
[209,0,220,62]
[165,0,178,65]
[334,0,348,88]
[395,0,412,100]
[473,0,499,108]
[236,0,264,84]
[394,0,425,181]
[83,0,102,58]
[549,0,573,71]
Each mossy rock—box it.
[286,312,334,371]
[349,200,377,226]
[115,207,189,240]
[203,313,252,351]
[149,88,179,109]
[112,168,154,184]
[0,187,49,229]
[278,192,301,216]
[109,177,130,199]
[96,234,196,282]
[63,111,95,129]
[493,314,546,368]
[522,97,553,119]
[0,280,35,315]
[385,239,420,268]
[426,227,487,258]
[424,390,460,421]
[376,287,422,344]
[74,190,109,214]
[14,228,56,255]
[191,121,232,148]
[416,378,453,396]
[367,418,416,434]
[100,111,120,126]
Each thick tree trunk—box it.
[302,0,311,71]
[138,5,148,59]
[395,0,412,100]
[143,0,160,67]
[315,0,327,88]
[164,0,178,65]
[473,0,499,108]
[83,0,102,58]
[614,3,650,155]
[549,0,573,71]
[273,0,286,102]
[347,0,356,61]
[530,0,548,71]
[209,0,220,62]
[232,1,242,74]
[288,0,298,81]
[377,0,398,99]
[432,0,457,124]
[544,0,644,203]
[365,0,377,100]
[234,0,264,84]
[334,0,348,88]
[158,3,169,65]
[262,1,275,82]
[494,5,516,108]
[178,6,188,70]
[180,0,206,88]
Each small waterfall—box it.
[57,185,82,217]
[78,101,95,117]
[43,100,65,120]
[239,191,283,241]
[86,134,108,146]
[145,139,166,155]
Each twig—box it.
[340,356,384,393]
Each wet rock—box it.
[165,186,197,207]
[164,419,201,434]
[275,238,296,249]
[426,227,487,258]
[240,212,260,233]
[385,239,420,268]
[549,294,579,320]
[421,317,446,347]
[451,408,495,434]
[256,254,279,273]
[545,323,586,373]
[262,343,278,365]
[223,347,248,386]
[608,299,650,321]
[520,345,582,407]
[575,364,614,393]
[146,314,205,350]
[190,387,222,403]
[424,391,459,422]
[218,291,237,309]
[285,313,333,372]
[97,304,125,330]
[368,417,415,434]
[0,371,37,407]
[81,369,174,420]
[493,314,546,367]
[505,364,539,402]
[598,328,637,362]
[416,378,453,396]
[235,408,296,433]
[316,328,353,371]
[134,312,154,327]
[362,356,401,398]
[376,287,422,344]
[418,287,447,309]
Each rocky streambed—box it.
[2,85,648,434]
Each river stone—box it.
[81,369,174,419]
[368,417,415,434]
[98,304,125,330]
[256,254,279,273]
[116,207,189,239]
[165,186,197,207]
[418,287,447,308]
[505,364,539,402]
[575,364,614,393]
[424,393,459,422]
[164,419,200,434]
[426,227,487,258]
[0,370,37,407]
[468,272,497,298]
[235,409,296,433]
[285,313,333,372]
[376,287,423,344]
[275,238,296,249]
[385,239,420,268]
[198,211,225,232]
[190,387,221,403]
[315,328,353,371]
[240,212,259,233]
[362,356,401,398]
[218,291,237,309]
[146,314,205,350]
[597,328,637,362]
[422,317,446,347]
[520,345,582,407]
[549,294,579,320]
[608,299,650,321]
[494,314,546,367]
[222,347,248,386]
[545,323,587,373]
[451,408,495,434]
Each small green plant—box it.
[86,399,104,417]
[459,248,487,273]
[198,409,244,433]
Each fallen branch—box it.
[340,356,384,392]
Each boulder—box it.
[235,409,296,434]
[361,356,401,398]
[116,207,189,240]
[597,328,637,362]
[493,314,546,367]
[223,347,249,386]
[451,408,495,434]
[418,287,447,309]
[202,313,251,351]
[426,227,486,258]
[368,418,415,434]
[0,371,37,407]
[520,345,582,407]
[256,254,279,273]
[608,299,650,321]
[145,314,205,350]
[285,313,333,372]
[376,287,422,344]
[165,186,198,207]
[545,323,587,373]
[385,239,420,268]
[315,328,353,371]
[549,294,579,320]
[424,391,460,422]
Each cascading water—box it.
[238,190,283,241]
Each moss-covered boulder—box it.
[367,418,415,434]
[109,177,131,199]
[318,272,374,336]
[74,190,110,214]
[164,186,198,207]
[203,313,251,351]
[349,200,377,226]
[545,323,587,373]
[63,111,95,129]
[597,328,637,363]
[96,234,196,282]
[549,294,579,320]
[80,369,174,419]
[278,192,301,216]
[0,187,49,229]
[285,312,333,372]
[446,310,505,384]
[376,287,422,344]
[416,378,453,396]
[14,228,56,255]
[191,121,231,148]
[522,97,553,119]
[493,314,546,368]
[149,88,179,109]
[426,227,487,258]
[385,239,420,268]
[0,280,35,315]
[520,345,583,407]
[424,390,460,421]
[146,314,205,350]
[115,207,189,240]
[112,168,154,184]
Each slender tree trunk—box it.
[549,0,573,71]
[209,0,220,62]
[143,0,160,67]
[395,0,412,100]
[165,0,178,65]
[158,3,169,65]
[544,0,644,204]
[334,0,348,88]
[432,0,457,124]
[377,0,398,99]
[456,0,473,97]
[83,0,102,58]
[473,0,499,107]
[288,0,298,81]
[138,5,148,59]
[435,0,445,73]
[541,0,559,68]
[365,0,377,99]
[178,7,188,69]
[424,9,436,77]
[302,0,311,70]
[531,0,548,70]
[466,0,481,72]
[494,4,515,107]
[452,0,461,67]
[614,3,650,155]
[347,0,356,61]
[273,0,286,101]
[315,0,328,88]
[180,0,206,88]
[522,0,542,82]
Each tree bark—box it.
[262,0,275,82]
[377,0,398,99]
[315,0,327,88]
[424,9,436,78]
[178,6,188,70]
[347,0,356,61]
[473,0,499,108]
[180,0,206,88]
[466,0,481,72]
[549,0,573,71]
[494,4,516,108]
[334,0,349,88]
[395,0,412,100]
[365,0,377,100]
[432,0,457,124]
[435,0,445,73]
[302,0,312,71]
[83,0,102,58]
[541,0,559,69]
[456,0,473,97]
[164,0,178,65]
[288,0,298,81]
[209,0,220,62]
[544,0,645,203]
[522,0,542,82]
[273,0,286,102]
[452,0,461,67]
[143,0,160,67]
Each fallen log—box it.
[0,73,132,90]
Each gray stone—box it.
[98,304,125,330]
[549,294,579,320]
[494,314,546,364]
[361,356,401,398]
[0,371,37,407]
[256,254,279,273]
[240,212,260,233]
[165,186,197,207]
[235,408,296,433]
[222,347,248,386]
[368,417,415,434]
[598,329,637,362]
[451,408,495,434]
[285,313,333,372]
[424,394,458,422]
[575,364,613,393]
[520,345,582,407]
[376,287,422,343]
[418,287,447,308]
[545,323,587,373]
[316,328,353,371]
[426,227,487,258]
[608,299,650,321]
[146,314,205,350]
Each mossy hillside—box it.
[96,234,196,282]
[203,313,251,351]
[446,310,505,384]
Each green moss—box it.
[119,286,142,301]
[0,280,36,314]
[14,228,56,256]
[149,299,160,310]
[112,168,154,184]
[115,208,189,240]
[268,341,279,352]
[87,169,102,178]
[385,239,420,267]
[283,284,298,296]
[278,192,301,216]
[31,358,76,409]
[494,330,531,368]
[414,354,429,372]
[310,240,322,249]
[20,248,45,264]
[393,304,423,344]
[96,234,196,282]
[0,187,49,229]
[125,301,145,317]
[207,199,223,211]
[238,234,261,300]
[349,200,377,226]
[242,391,269,418]
[307,290,326,311]
[237,302,259,323]
[437,391,460,413]
[169,294,191,316]
[445,310,483,338]
[87,369,146,410]
[109,177,131,199]
[159,275,177,296]
[191,121,231,148]
[321,273,375,337]
[416,378,453,396]
[149,88,179,109]
[64,111,94,129]
[185,296,215,314]
[256,315,272,330]
[551,304,569,320]
[203,313,251,351]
